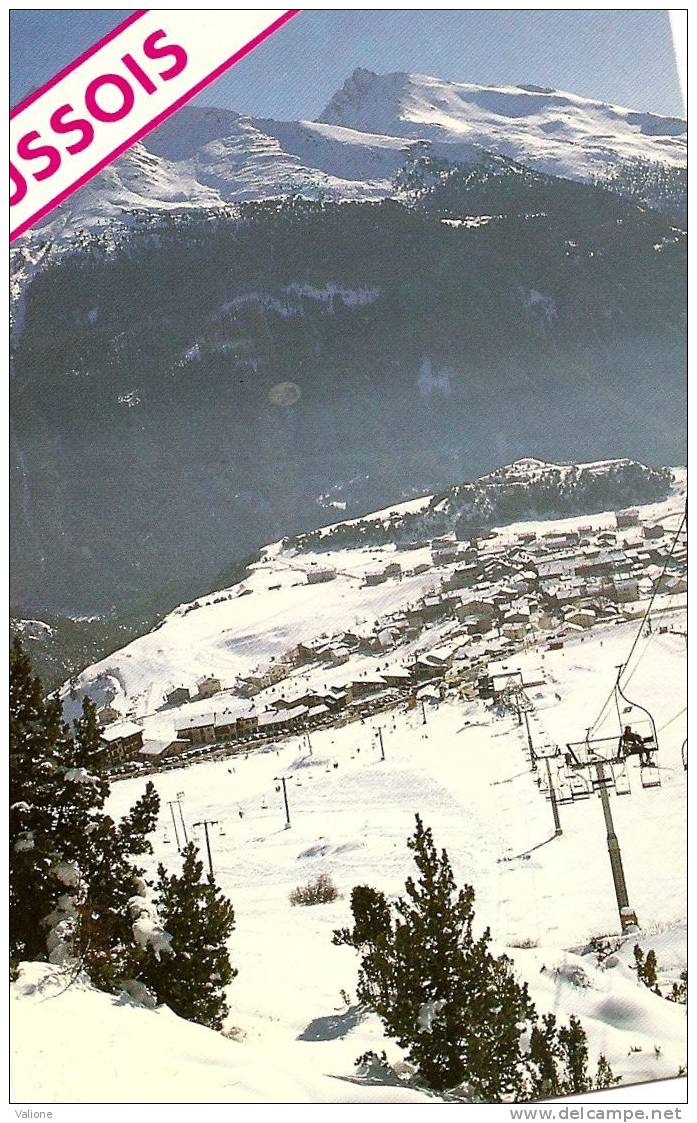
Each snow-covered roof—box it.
[100,720,142,742]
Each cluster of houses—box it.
[95,506,685,771]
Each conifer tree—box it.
[143,843,237,1030]
[75,781,161,991]
[10,637,59,960]
[334,814,533,1096]
[634,944,662,995]
[335,815,619,1100]
[10,637,161,989]
[526,1013,618,1099]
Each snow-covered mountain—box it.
[19,72,685,247]
[319,69,686,179]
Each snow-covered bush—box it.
[290,872,339,907]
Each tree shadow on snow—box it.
[297,1004,367,1041]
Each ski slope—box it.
[13,618,686,1102]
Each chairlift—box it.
[640,762,661,789]
[569,774,591,801]
[163,832,171,845]
[613,761,631,796]
[681,739,687,772]
[614,666,659,762]
[219,823,226,837]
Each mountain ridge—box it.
[14,70,686,250]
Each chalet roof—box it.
[307,704,330,719]
[176,713,217,730]
[100,720,142,742]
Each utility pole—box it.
[176,791,188,844]
[305,732,313,756]
[275,776,291,829]
[593,756,637,933]
[421,700,427,725]
[545,757,562,836]
[167,801,181,850]
[522,709,537,773]
[192,819,218,880]
[377,726,385,761]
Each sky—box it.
[10,9,684,120]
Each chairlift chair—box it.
[640,762,661,789]
[569,774,592,801]
[556,783,575,806]
[614,666,659,763]
[613,760,631,796]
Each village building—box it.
[256,710,288,735]
[197,675,222,699]
[380,667,413,689]
[611,577,640,603]
[412,655,448,682]
[431,539,460,565]
[306,567,337,584]
[539,578,585,606]
[97,702,121,725]
[564,607,597,629]
[643,523,665,540]
[444,563,481,591]
[536,554,580,580]
[287,642,319,667]
[138,738,189,764]
[324,687,348,710]
[164,686,191,707]
[97,720,144,766]
[347,676,387,702]
[365,569,388,587]
[176,713,216,744]
[616,509,640,529]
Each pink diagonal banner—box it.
[10,9,300,241]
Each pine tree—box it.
[10,638,161,988]
[75,781,161,991]
[10,637,59,960]
[668,969,687,1005]
[525,1014,619,1099]
[142,842,237,1030]
[634,944,662,995]
[334,816,618,1100]
[334,814,534,1097]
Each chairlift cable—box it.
[656,705,687,735]
[589,506,686,736]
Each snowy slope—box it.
[319,69,686,179]
[14,615,686,1102]
[60,463,686,747]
